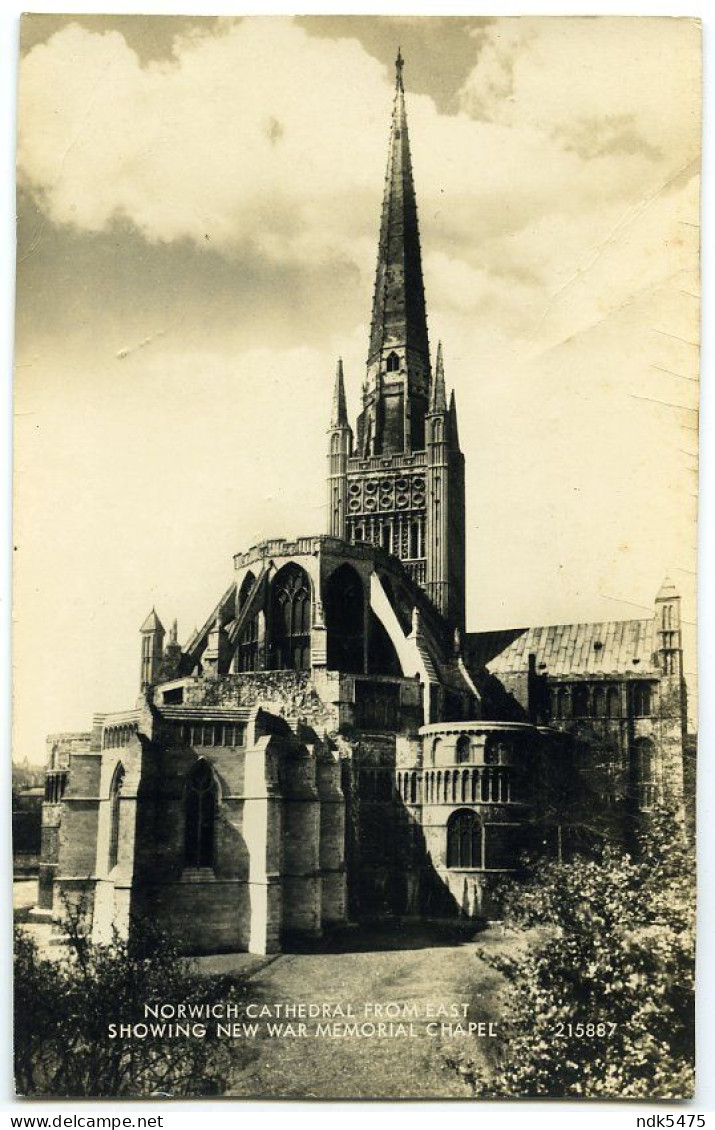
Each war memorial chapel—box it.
[35,54,688,955]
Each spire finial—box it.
[395,47,404,88]
[331,357,349,428]
[429,341,447,413]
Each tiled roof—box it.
[465,618,657,679]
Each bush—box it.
[14,903,248,1097]
[472,809,695,1098]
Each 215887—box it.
[553,1021,617,1038]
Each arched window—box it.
[108,764,125,871]
[455,734,471,764]
[633,683,651,717]
[184,759,218,869]
[238,570,255,611]
[606,686,621,719]
[386,351,400,372]
[633,738,655,781]
[633,737,656,809]
[572,686,589,717]
[325,564,365,674]
[446,809,483,869]
[555,689,568,720]
[484,736,510,766]
[269,563,311,671]
[237,572,260,670]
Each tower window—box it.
[446,809,483,869]
[184,759,218,869]
[386,351,400,372]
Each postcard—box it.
[12,14,700,1100]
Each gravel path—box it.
[225,923,504,1100]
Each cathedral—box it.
[34,54,688,955]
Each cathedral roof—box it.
[466,618,658,679]
[367,50,430,372]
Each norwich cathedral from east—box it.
[35,54,689,956]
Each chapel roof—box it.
[465,618,658,679]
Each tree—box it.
[14,901,248,1097]
[467,809,695,1098]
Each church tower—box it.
[327,51,466,631]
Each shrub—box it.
[14,903,248,1098]
[472,809,695,1098]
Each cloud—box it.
[19,17,700,321]
[459,17,700,172]
[18,19,389,262]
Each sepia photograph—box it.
[12,12,700,1101]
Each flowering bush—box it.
[472,810,695,1098]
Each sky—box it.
[12,14,701,760]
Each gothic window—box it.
[269,563,311,671]
[484,736,509,765]
[446,809,483,869]
[238,571,255,610]
[633,683,652,717]
[108,764,125,871]
[606,686,621,718]
[555,688,569,720]
[592,687,606,718]
[633,738,656,809]
[325,563,364,674]
[572,686,589,717]
[184,759,218,869]
[386,351,400,372]
[455,734,471,764]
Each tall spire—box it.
[430,341,447,413]
[367,49,430,391]
[331,358,349,427]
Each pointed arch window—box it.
[633,737,656,809]
[446,809,483,869]
[108,764,125,871]
[606,686,621,719]
[572,686,589,718]
[633,683,652,717]
[325,564,365,673]
[386,351,400,373]
[184,759,218,869]
[269,564,311,671]
[592,687,606,718]
[554,688,569,720]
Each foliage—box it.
[14,900,248,1098]
[470,809,695,1099]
